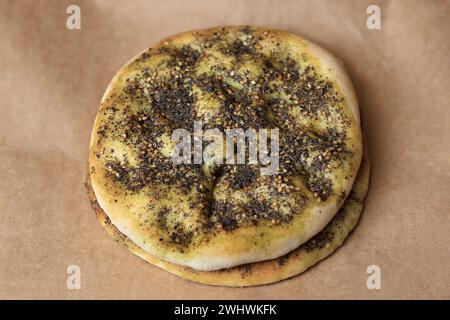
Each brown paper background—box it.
[1,0,449,299]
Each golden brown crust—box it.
[88,26,363,271]
[86,144,369,287]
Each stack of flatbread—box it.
[87,26,369,287]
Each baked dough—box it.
[86,144,369,287]
[88,26,362,271]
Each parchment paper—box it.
[1,0,449,299]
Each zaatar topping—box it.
[95,27,354,247]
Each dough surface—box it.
[88,26,362,271]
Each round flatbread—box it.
[86,145,369,287]
[88,26,362,271]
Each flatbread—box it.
[88,26,363,271]
[86,144,369,287]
